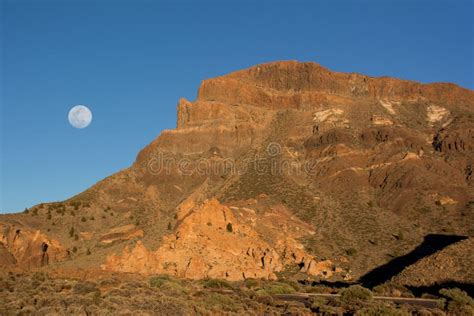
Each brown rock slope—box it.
[1,61,473,282]
[391,238,474,287]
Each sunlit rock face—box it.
[102,198,339,280]
[1,224,68,268]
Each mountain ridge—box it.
[1,60,473,285]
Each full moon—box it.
[68,105,92,129]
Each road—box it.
[273,293,441,308]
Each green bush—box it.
[203,293,237,312]
[339,285,373,305]
[439,288,474,314]
[243,278,260,289]
[262,282,296,295]
[202,278,234,290]
[149,275,171,288]
[159,281,188,296]
[31,272,48,283]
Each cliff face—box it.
[1,61,473,281]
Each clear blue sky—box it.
[1,0,473,213]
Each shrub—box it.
[439,288,474,314]
[24,208,29,214]
[355,303,406,316]
[203,278,234,290]
[72,246,77,253]
[346,248,357,256]
[73,281,98,295]
[31,272,48,282]
[81,216,87,222]
[167,222,172,230]
[159,281,188,296]
[149,275,171,288]
[262,282,296,295]
[203,293,237,312]
[226,222,233,233]
[339,285,373,305]
[243,278,260,289]
[69,227,75,237]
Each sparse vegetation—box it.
[0,273,469,315]
[339,285,373,306]
[226,222,233,233]
[439,288,474,314]
[345,248,357,256]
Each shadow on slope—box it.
[358,234,468,288]
[407,281,474,297]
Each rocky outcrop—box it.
[102,199,338,280]
[0,224,67,268]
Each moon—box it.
[68,105,92,129]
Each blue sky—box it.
[1,0,473,213]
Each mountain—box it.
[1,61,473,284]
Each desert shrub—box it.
[159,280,188,296]
[373,283,412,297]
[69,227,75,237]
[167,222,172,230]
[31,272,48,282]
[339,285,373,305]
[356,303,408,316]
[439,288,474,314]
[202,278,234,290]
[262,282,296,295]
[345,248,357,256]
[243,278,261,289]
[278,279,300,292]
[72,246,77,253]
[24,208,29,214]
[203,293,238,312]
[309,296,329,310]
[81,216,87,222]
[90,216,95,220]
[226,222,233,233]
[73,281,98,295]
[149,275,171,288]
